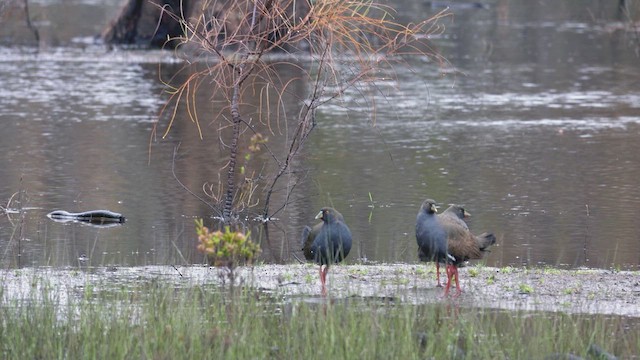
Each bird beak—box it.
[315,211,323,220]
[431,204,438,213]
[464,210,471,218]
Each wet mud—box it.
[2,264,638,317]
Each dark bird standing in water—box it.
[416,199,495,296]
[425,203,471,284]
[301,207,352,295]
[416,200,449,287]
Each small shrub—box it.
[195,219,261,269]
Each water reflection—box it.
[0,0,639,270]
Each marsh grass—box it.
[0,279,637,359]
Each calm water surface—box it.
[1,0,639,269]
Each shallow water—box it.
[1,0,639,269]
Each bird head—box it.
[315,207,341,223]
[421,199,439,214]
[448,204,471,219]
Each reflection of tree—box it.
[0,0,40,46]
[617,0,640,56]
[138,1,449,228]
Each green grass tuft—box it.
[500,266,516,274]
[519,283,534,294]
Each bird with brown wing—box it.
[416,199,495,296]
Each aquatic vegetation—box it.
[0,278,636,359]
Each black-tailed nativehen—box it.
[301,207,352,295]
[416,199,495,296]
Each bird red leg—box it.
[452,266,462,297]
[443,264,454,297]
[319,265,328,296]
[436,262,443,287]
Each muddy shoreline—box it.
[3,264,638,317]
[246,264,640,317]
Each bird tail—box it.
[476,232,496,251]
[301,226,311,249]
[418,248,430,262]
[300,226,316,261]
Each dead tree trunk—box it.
[102,0,193,48]
[224,77,244,222]
[222,1,263,223]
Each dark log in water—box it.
[47,210,126,225]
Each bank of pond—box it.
[0,264,638,359]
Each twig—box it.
[171,264,184,277]
[171,143,223,217]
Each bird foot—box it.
[443,288,462,298]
